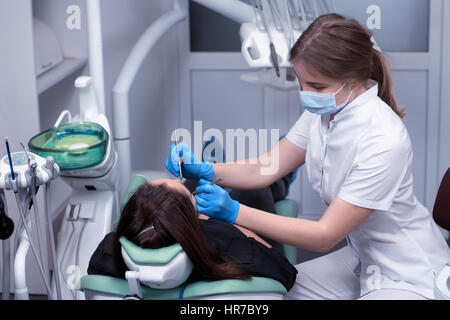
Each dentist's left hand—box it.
[195,179,240,224]
[165,143,214,181]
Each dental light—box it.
[240,0,336,91]
[194,0,336,91]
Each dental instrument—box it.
[174,130,184,182]
[18,144,63,298]
[5,137,15,181]
[20,143,49,285]
[255,0,280,78]
[192,178,223,196]
[240,0,307,90]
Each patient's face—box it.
[150,178,196,207]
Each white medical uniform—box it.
[284,80,450,299]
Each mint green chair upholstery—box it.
[275,199,298,265]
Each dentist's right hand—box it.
[165,143,215,181]
[195,179,240,224]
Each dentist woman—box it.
[166,14,450,300]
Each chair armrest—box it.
[275,199,299,265]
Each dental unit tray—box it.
[0,151,59,190]
[28,122,109,171]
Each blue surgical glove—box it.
[165,143,214,181]
[194,179,240,224]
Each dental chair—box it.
[80,175,298,300]
[433,167,450,299]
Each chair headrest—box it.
[433,168,450,231]
[119,237,193,289]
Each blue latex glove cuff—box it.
[228,199,240,224]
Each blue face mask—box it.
[299,83,354,115]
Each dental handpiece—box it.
[255,0,280,77]
[3,140,55,299]
[192,178,224,196]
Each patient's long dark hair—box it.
[112,183,251,281]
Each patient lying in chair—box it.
[88,178,297,291]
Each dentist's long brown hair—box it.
[112,183,250,281]
[290,13,406,118]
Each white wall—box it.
[0,3,40,153]
[99,0,181,173]
[439,0,450,179]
